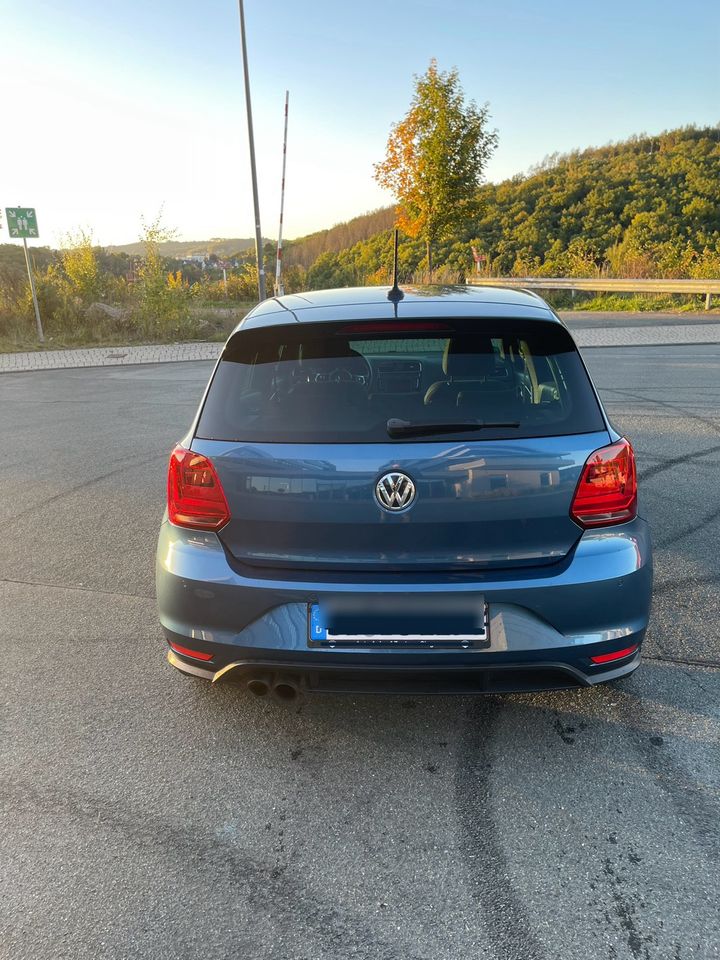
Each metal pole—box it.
[238,0,266,302]
[275,90,289,297]
[23,237,44,343]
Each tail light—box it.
[167,445,230,531]
[570,438,637,527]
[169,641,213,662]
[590,643,639,664]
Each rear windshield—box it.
[196,318,605,443]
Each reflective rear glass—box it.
[196,318,605,442]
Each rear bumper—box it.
[157,516,652,693]
[167,647,642,692]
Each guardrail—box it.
[467,277,720,309]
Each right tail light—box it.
[570,438,637,528]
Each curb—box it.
[0,343,221,375]
[1,324,719,374]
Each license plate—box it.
[307,602,489,648]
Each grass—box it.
[545,292,719,313]
[2,291,718,354]
[0,301,256,353]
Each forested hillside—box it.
[283,208,396,270]
[3,125,718,352]
[283,125,720,287]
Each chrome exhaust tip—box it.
[247,676,271,698]
[272,680,299,702]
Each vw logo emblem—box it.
[375,472,416,512]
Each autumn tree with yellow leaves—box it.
[374,60,498,279]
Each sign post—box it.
[6,207,44,343]
[470,245,487,275]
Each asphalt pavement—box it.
[562,310,720,329]
[0,346,718,960]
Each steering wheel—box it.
[327,356,372,386]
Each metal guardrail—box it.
[468,277,720,309]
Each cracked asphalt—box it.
[0,346,718,960]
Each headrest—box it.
[443,337,496,379]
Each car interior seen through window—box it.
[197,318,605,443]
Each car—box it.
[156,284,652,701]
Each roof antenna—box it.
[387,228,404,304]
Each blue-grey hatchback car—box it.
[156,285,652,700]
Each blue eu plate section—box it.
[308,603,489,648]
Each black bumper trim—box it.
[168,649,641,693]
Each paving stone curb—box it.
[0,342,221,373]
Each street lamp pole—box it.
[237,0,266,302]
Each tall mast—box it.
[275,90,289,297]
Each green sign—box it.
[5,207,39,239]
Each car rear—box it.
[156,288,652,697]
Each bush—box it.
[131,216,195,339]
[199,264,264,302]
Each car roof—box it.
[236,284,559,332]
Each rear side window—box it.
[196,318,605,443]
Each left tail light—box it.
[167,445,230,531]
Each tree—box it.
[374,59,498,279]
[307,252,345,290]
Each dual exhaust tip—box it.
[246,673,302,703]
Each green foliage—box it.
[58,230,102,302]
[281,264,307,294]
[133,213,195,338]
[307,252,355,290]
[2,125,718,351]
[0,213,243,350]
[294,125,720,286]
[545,292,711,313]
[200,263,264,302]
[283,208,396,271]
[476,126,720,276]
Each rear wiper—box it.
[386,418,521,439]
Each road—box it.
[561,310,720,329]
[0,346,718,960]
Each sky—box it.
[1,0,718,248]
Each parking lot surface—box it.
[1,346,718,960]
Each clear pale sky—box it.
[1,0,718,247]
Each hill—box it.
[284,125,720,287]
[106,237,260,257]
[0,244,55,270]
[282,208,396,270]
[5,126,718,294]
